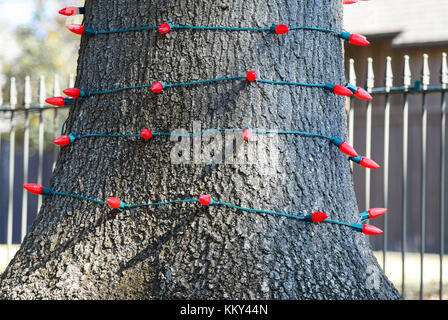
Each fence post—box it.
[402,54,411,297]
[439,52,447,300]
[37,76,45,212]
[53,75,60,170]
[420,53,430,300]
[365,58,374,211]
[21,76,32,241]
[383,56,393,273]
[348,59,356,150]
[7,77,17,262]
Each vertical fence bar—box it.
[348,59,357,149]
[21,76,31,241]
[402,55,411,297]
[37,76,45,212]
[420,54,430,300]
[440,52,447,300]
[365,58,374,211]
[383,57,393,273]
[7,77,17,262]
[52,75,60,170]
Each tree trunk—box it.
[0,0,401,300]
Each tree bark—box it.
[0,0,401,300]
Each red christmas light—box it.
[151,82,164,93]
[199,194,212,206]
[360,157,380,169]
[349,34,370,46]
[140,129,153,139]
[362,224,383,235]
[242,128,253,141]
[159,23,171,34]
[274,24,290,35]
[66,24,85,35]
[338,142,358,158]
[246,71,257,82]
[333,84,354,96]
[54,135,72,146]
[107,197,122,209]
[354,87,372,100]
[368,208,387,219]
[311,211,328,223]
[63,88,81,98]
[59,6,79,16]
[23,184,44,195]
[343,0,358,4]
[45,97,66,107]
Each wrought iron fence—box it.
[347,53,448,300]
[0,53,447,300]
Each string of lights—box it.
[51,3,383,238]
[44,71,372,106]
[52,126,380,169]
[23,184,385,235]
[58,1,370,16]
[64,22,370,47]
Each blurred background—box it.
[0,0,447,300]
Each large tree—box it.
[0,0,400,299]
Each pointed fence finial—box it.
[366,57,374,91]
[441,52,448,88]
[403,55,412,88]
[10,77,17,109]
[24,76,32,108]
[69,73,75,88]
[385,57,393,92]
[349,58,357,86]
[39,76,46,107]
[53,74,60,96]
[421,54,430,89]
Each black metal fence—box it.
[0,53,447,299]
[348,53,447,299]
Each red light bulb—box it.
[368,208,387,219]
[274,24,290,35]
[63,88,81,98]
[333,85,354,96]
[354,87,373,100]
[151,82,164,93]
[360,157,380,169]
[242,128,253,141]
[338,142,358,157]
[45,97,66,107]
[311,211,328,223]
[343,0,358,4]
[107,197,122,209]
[159,23,171,34]
[59,7,79,16]
[349,34,370,46]
[23,184,44,195]
[199,194,212,206]
[246,71,257,82]
[140,129,153,140]
[362,224,383,235]
[66,24,85,35]
[54,135,72,146]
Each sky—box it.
[0,0,40,27]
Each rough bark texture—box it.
[0,0,401,299]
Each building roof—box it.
[343,0,448,47]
